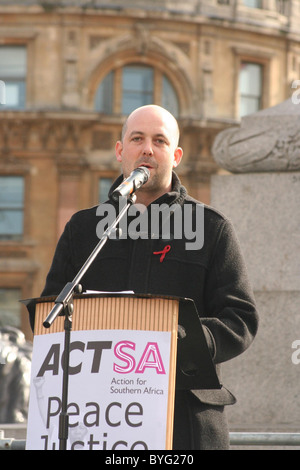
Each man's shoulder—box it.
[68,205,100,226]
[183,194,229,224]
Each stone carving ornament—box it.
[212,98,300,173]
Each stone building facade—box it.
[0,0,299,338]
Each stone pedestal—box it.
[210,172,300,436]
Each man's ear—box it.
[173,147,183,168]
[115,140,123,162]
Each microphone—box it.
[111,166,150,201]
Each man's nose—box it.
[142,139,154,156]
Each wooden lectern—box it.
[24,293,220,450]
[33,293,179,449]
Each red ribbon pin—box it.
[153,245,171,263]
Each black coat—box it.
[38,173,259,449]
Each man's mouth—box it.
[137,163,155,170]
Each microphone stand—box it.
[43,194,136,450]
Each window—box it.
[122,66,153,114]
[0,46,27,109]
[0,288,22,328]
[239,62,262,117]
[243,0,262,7]
[98,177,113,203]
[162,75,179,117]
[0,80,5,105]
[276,0,289,16]
[94,71,114,114]
[94,65,179,117]
[0,176,24,240]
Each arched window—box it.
[122,65,153,114]
[94,70,114,115]
[161,75,179,117]
[94,64,179,116]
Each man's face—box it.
[115,106,182,201]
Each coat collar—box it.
[108,171,187,208]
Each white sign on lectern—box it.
[26,295,179,450]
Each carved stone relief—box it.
[212,98,300,172]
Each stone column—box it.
[211,99,300,441]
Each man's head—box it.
[115,105,183,205]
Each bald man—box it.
[37,105,258,450]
